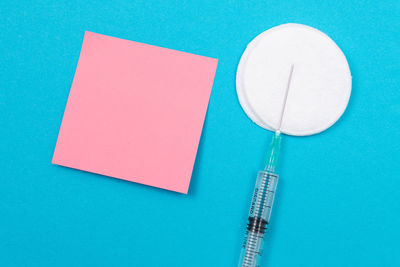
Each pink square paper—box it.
[52,31,218,194]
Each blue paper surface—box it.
[0,0,399,266]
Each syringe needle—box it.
[277,64,294,132]
[265,65,294,172]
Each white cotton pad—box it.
[236,23,352,136]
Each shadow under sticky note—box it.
[52,31,218,194]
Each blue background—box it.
[1,1,399,266]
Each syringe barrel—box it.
[238,170,278,267]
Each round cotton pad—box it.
[236,23,352,136]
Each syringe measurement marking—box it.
[240,172,278,267]
[242,231,262,266]
[242,173,276,266]
[254,174,274,219]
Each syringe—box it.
[238,65,294,267]
[238,131,281,267]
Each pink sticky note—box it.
[52,31,218,194]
